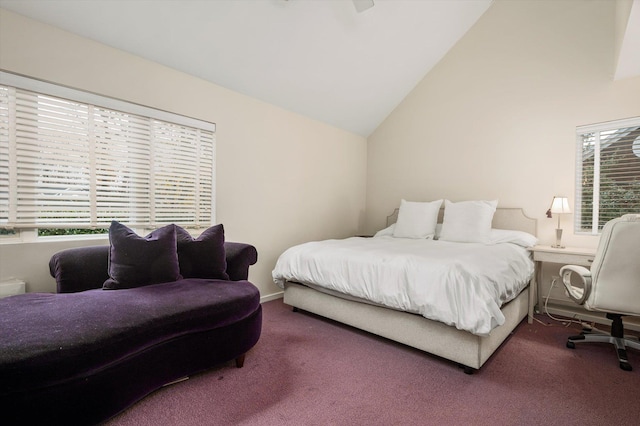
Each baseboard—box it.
[260,291,284,303]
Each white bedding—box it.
[272,236,534,336]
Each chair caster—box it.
[620,362,632,371]
[566,341,575,349]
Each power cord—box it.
[533,276,594,330]
[535,278,640,339]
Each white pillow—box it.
[439,200,498,243]
[489,229,538,247]
[373,223,395,237]
[392,199,443,239]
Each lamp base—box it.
[552,228,565,249]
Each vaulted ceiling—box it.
[1,0,637,137]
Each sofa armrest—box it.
[50,245,110,293]
[224,242,258,281]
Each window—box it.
[0,72,216,236]
[575,117,640,234]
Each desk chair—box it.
[560,214,640,371]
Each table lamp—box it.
[546,196,571,248]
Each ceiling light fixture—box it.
[353,0,375,13]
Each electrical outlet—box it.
[0,278,26,298]
[546,275,567,300]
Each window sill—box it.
[0,233,109,245]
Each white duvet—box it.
[272,236,534,336]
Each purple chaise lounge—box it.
[0,231,261,425]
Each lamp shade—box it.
[550,196,571,214]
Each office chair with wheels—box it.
[560,214,640,371]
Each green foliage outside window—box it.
[580,127,640,231]
[38,228,108,237]
[1,228,107,237]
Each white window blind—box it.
[0,72,215,230]
[575,117,640,234]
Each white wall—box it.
[365,0,640,248]
[0,9,367,296]
[3,1,640,296]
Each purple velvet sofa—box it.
[0,240,261,425]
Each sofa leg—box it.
[235,354,246,368]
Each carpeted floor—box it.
[107,298,639,426]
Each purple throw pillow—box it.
[103,221,182,290]
[175,224,229,280]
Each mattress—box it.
[273,236,534,336]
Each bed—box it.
[273,204,537,373]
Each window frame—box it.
[574,116,640,235]
[0,71,216,240]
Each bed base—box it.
[284,281,529,372]
[282,207,535,372]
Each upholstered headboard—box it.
[386,207,537,236]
